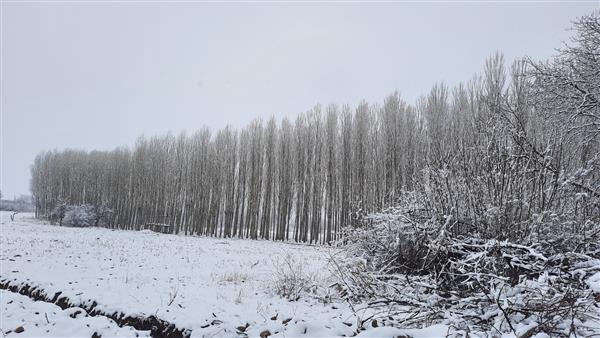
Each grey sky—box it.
[1,1,598,198]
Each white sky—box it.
[1,1,598,198]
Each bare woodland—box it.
[31,13,598,245]
[21,12,600,337]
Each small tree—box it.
[50,203,67,225]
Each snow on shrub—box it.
[272,254,317,302]
[332,206,600,337]
[50,204,113,227]
[62,205,96,227]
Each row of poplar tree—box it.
[31,13,599,243]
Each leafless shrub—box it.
[332,208,600,336]
[272,254,316,301]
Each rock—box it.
[282,318,292,325]
[260,330,271,338]
[14,327,24,333]
[236,323,249,332]
[371,319,378,328]
[270,314,278,320]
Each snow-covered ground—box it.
[0,212,450,338]
[0,212,351,337]
[1,289,150,337]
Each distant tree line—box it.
[30,13,599,243]
[0,194,35,213]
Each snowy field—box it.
[0,212,449,337]
[0,212,344,337]
[0,212,452,338]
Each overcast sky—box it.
[1,1,598,198]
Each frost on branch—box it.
[332,206,600,337]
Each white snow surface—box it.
[355,325,449,338]
[0,212,360,337]
[0,289,150,337]
[0,212,452,337]
[587,271,600,293]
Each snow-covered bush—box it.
[272,254,316,301]
[92,205,114,226]
[50,204,113,227]
[49,204,67,225]
[62,205,96,227]
[332,206,600,337]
